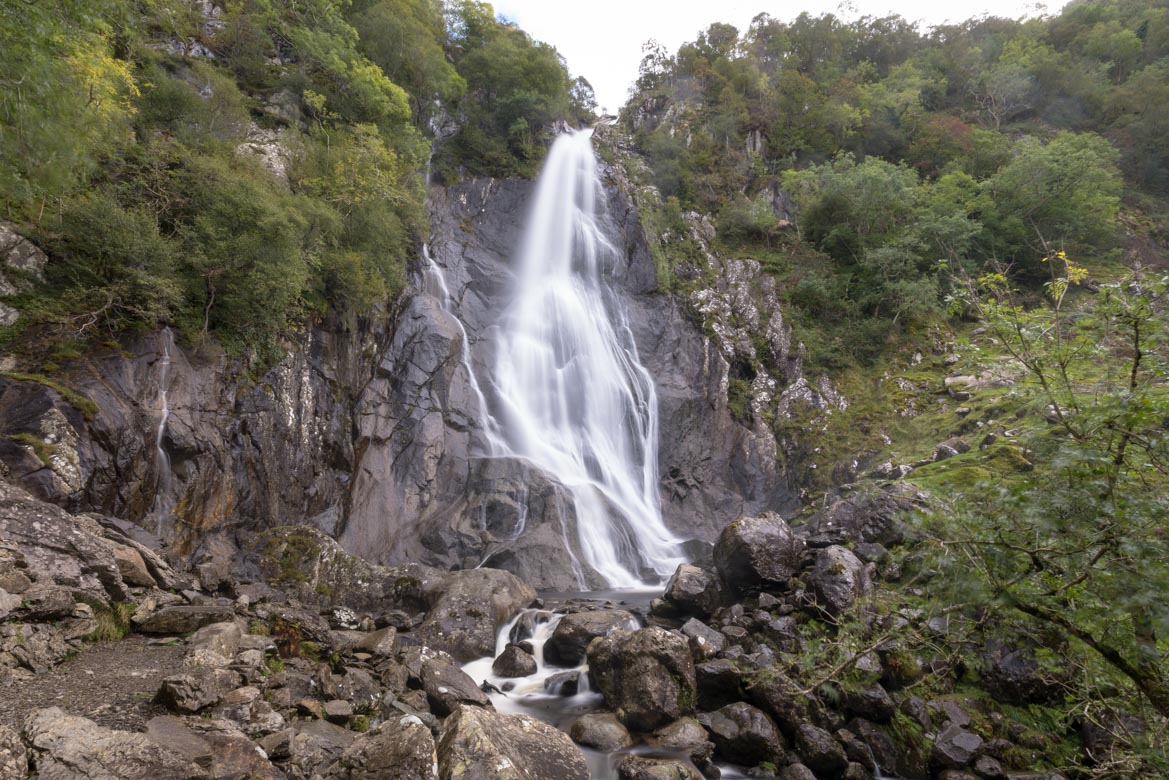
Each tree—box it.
[933,259,1169,719]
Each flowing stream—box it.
[149,327,175,536]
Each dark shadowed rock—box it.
[843,686,896,724]
[421,657,491,716]
[696,658,743,712]
[796,724,848,779]
[23,707,207,779]
[681,618,725,660]
[647,718,716,774]
[663,564,725,618]
[569,712,634,751]
[981,639,1060,705]
[615,754,704,780]
[745,670,813,735]
[437,706,588,780]
[415,568,536,662]
[544,609,637,667]
[322,714,438,779]
[702,702,783,766]
[780,764,817,780]
[807,546,870,617]
[714,513,804,596]
[588,627,697,732]
[492,643,537,677]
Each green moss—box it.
[0,371,98,420]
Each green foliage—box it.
[924,263,1169,719]
[4,433,56,467]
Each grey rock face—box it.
[587,626,697,732]
[413,568,536,662]
[714,513,805,596]
[544,609,637,667]
[420,657,491,716]
[0,724,28,777]
[155,668,244,714]
[931,724,984,771]
[795,723,849,779]
[492,644,537,678]
[23,707,207,779]
[136,605,236,635]
[615,754,705,780]
[663,564,725,618]
[436,706,589,780]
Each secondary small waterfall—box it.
[150,327,175,536]
[482,129,684,588]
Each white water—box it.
[149,327,175,536]
[480,129,684,587]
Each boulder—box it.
[355,626,398,658]
[662,564,725,618]
[0,622,71,672]
[695,658,743,711]
[615,754,704,780]
[23,707,207,779]
[702,702,783,766]
[931,724,983,771]
[421,656,491,716]
[492,643,537,677]
[800,486,915,548]
[981,639,1060,705]
[680,618,725,660]
[437,706,588,780]
[587,627,697,732]
[155,668,244,714]
[745,670,813,735]
[323,714,438,779]
[647,718,716,774]
[544,609,637,667]
[780,765,818,780]
[415,568,536,662]
[795,724,848,779]
[714,513,804,596]
[569,712,634,751]
[807,546,870,617]
[136,605,236,635]
[183,621,242,668]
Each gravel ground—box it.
[0,635,184,732]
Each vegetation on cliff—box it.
[0,0,589,363]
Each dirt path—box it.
[0,635,184,732]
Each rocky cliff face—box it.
[0,150,807,589]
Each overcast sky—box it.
[493,0,1061,114]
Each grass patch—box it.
[0,371,98,420]
[84,601,136,642]
[4,433,56,467]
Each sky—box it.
[493,0,1061,114]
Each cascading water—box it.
[149,327,175,536]
[482,129,684,588]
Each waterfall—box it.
[483,129,683,588]
[150,327,175,536]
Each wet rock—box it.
[588,626,697,732]
[23,707,206,779]
[414,568,536,662]
[648,717,716,774]
[492,643,537,677]
[421,656,491,716]
[569,712,634,751]
[323,714,438,779]
[680,618,725,660]
[155,668,244,714]
[544,609,637,667]
[974,754,1007,779]
[702,702,783,766]
[0,724,28,778]
[745,670,812,735]
[800,486,914,548]
[714,513,804,596]
[437,706,588,780]
[615,754,704,780]
[663,564,725,618]
[544,670,582,696]
[780,765,817,780]
[932,724,984,771]
[136,605,236,635]
[807,546,870,617]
